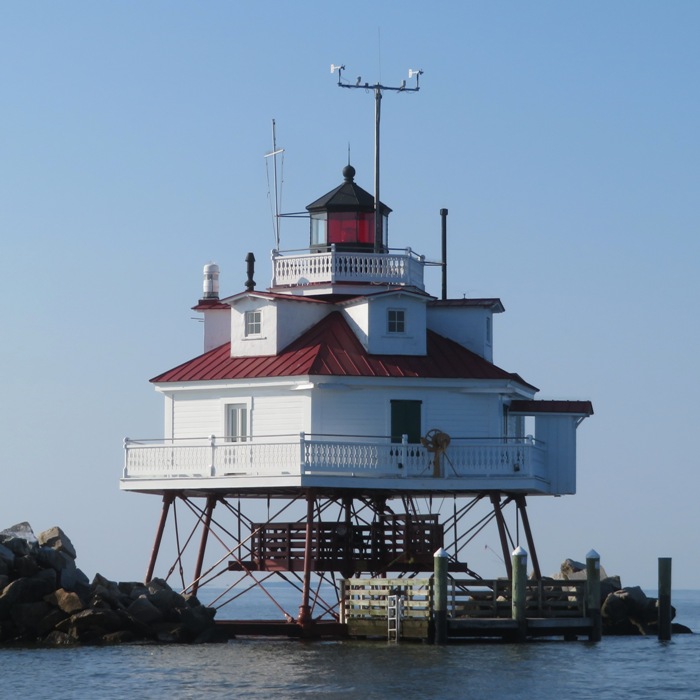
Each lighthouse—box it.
[121,164,592,636]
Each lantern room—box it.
[306,165,391,253]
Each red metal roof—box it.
[428,298,505,313]
[222,291,331,305]
[151,312,535,387]
[509,400,594,416]
[191,299,231,311]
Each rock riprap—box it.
[0,522,220,646]
[556,558,691,635]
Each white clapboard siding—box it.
[171,392,222,439]
[252,393,308,437]
[312,387,388,438]
[428,393,500,437]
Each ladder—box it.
[387,594,404,642]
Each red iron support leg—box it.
[515,495,541,580]
[297,492,316,629]
[146,492,175,583]
[490,493,512,579]
[192,495,217,596]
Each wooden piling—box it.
[433,547,449,644]
[511,546,528,641]
[586,549,602,642]
[658,557,672,641]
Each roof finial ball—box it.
[342,164,356,182]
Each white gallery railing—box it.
[271,246,425,290]
[122,434,546,482]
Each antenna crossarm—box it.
[332,64,423,93]
[337,82,420,93]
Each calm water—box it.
[3,590,699,699]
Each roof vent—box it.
[202,263,220,299]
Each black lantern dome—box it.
[306,166,392,253]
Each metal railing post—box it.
[329,244,336,283]
[300,431,307,474]
[401,434,408,476]
[209,434,216,476]
[123,437,130,478]
[271,249,278,287]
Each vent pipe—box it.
[245,252,256,291]
[202,263,220,300]
[440,208,448,301]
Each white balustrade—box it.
[123,436,546,483]
[272,248,425,290]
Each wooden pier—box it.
[341,576,599,642]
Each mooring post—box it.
[586,549,602,642]
[658,557,672,641]
[433,547,449,644]
[511,546,528,641]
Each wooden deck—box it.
[342,577,597,642]
[240,516,442,574]
[210,577,599,643]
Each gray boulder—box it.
[0,522,220,646]
[36,546,67,573]
[0,522,37,543]
[149,588,188,614]
[15,555,41,578]
[10,601,53,638]
[0,569,57,618]
[1,537,31,557]
[0,543,16,568]
[43,630,76,646]
[45,588,86,615]
[55,608,126,643]
[38,527,77,560]
[127,596,164,625]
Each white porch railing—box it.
[122,434,546,482]
[271,246,425,290]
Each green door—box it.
[390,400,422,443]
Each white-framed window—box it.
[310,212,328,247]
[244,309,262,337]
[226,403,249,442]
[486,316,492,345]
[387,309,406,334]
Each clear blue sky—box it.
[1,1,699,590]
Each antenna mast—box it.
[264,119,285,249]
[330,64,423,253]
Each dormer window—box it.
[387,309,406,334]
[245,310,262,337]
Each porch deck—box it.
[120,434,552,496]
